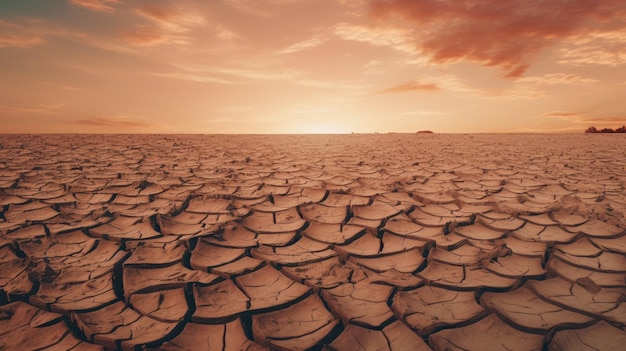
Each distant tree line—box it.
[585,126,626,133]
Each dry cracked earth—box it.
[0,133,625,351]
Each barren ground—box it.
[1,133,625,350]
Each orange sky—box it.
[1,0,625,133]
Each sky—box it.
[1,0,625,134]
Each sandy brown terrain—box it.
[0,133,625,351]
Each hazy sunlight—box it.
[1,0,625,133]
[291,123,351,134]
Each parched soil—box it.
[0,133,625,351]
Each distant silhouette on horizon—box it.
[584,126,626,133]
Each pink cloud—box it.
[135,4,204,31]
[0,104,61,115]
[378,80,439,93]
[69,0,120,13]
[559,44,626,66]
[74,115,158,129]
[0,34,45,48]
[123,4,205,47]
[544,111,626,125]
[585,117,626,124]
[224,0,272,17]
[369,0,626,77]
[333,22,417,54]
[136,4,175,22]
[544,111,582,119]
[516,73,598,85]
[122,27,170,46]
[0,19,46,48]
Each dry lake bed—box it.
[0,133,625,350]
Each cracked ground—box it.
[1,133,625,350]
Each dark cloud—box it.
[369,0,626,77]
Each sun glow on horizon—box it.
[290,122,352,134]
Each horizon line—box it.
[0,131,596,135]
